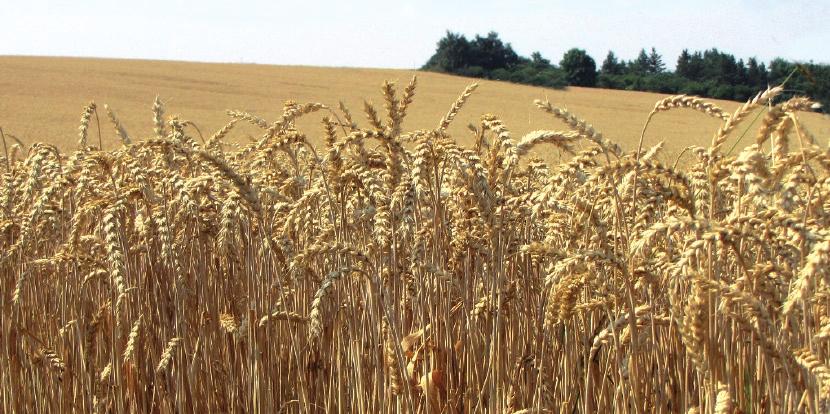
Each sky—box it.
[2,0,828,69]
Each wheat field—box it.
[1,59,830,413]
[3,56,829,158]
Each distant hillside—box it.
[1,56,828,158]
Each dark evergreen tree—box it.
[676,49,692,77]
[601,51,625,75]
[630,49,650,74]
[736,59,749,85]
[648,47,665,73]
[768,58,795,84]
[676,50,705,80]
[700,49,743,85]
[745,59,769,89]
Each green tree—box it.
[746,57,768,89]
[421,31,567,89]
[560,48,597,86]
[676,49,705,80]
[468,31,520,71]
[768,58,795,84]
[601,51,625,75]
[421,31,471,72]
[421,32,830,108]
[676,49,692,77]
[648,47,665,73]
[629,48,650,74]
[700,49,742,85]
[531,51,550,68]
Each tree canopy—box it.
[560,48,597,87]
[421,31,567,88]
[421,31,830,109]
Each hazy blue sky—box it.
[2,0,828,69]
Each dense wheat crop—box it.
[1,78,829,413]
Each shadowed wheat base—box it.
[1,79,829,413]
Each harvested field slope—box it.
[2,56,828,158]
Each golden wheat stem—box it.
[0,126,8,170]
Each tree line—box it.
[421,31,830,108]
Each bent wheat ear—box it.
[711,86,783,152]
[123,315,142,364]
[308,267,357,342]
[398,76,417,122]
[207,119,238,150]
[714,382,733,414]
[534,100,622,157]
[649,94,729,120]
[104,104,131,145]
[219,313,238,333]
[516,130,579,156]
[783,239,830,316]
[258,311,308,327]
[156,337,181,375]
[40,348,66,380]
[78,102,97,149]
[437,83,478,132]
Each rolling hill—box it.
[1,56,827,161]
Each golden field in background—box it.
[2,56,828,159]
